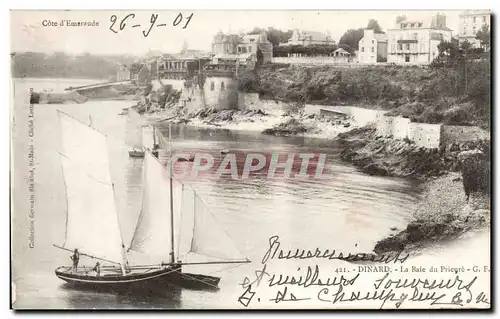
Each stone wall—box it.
[408,123,442,148]
[392,117,411,139]
[375,114,489,149]
[376,115,441,148]
[348,107,384,126]
[376,113,394,136]
[203,76,238,109]
[272,57,351,65]
[183,85,205,114]
[304,104,323,115]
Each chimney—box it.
[431,13,447,29]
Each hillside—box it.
[239,60,490,129]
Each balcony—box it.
[397,39,418,44]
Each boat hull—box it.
[55,265,220,292]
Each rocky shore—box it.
[336,125,490,179]
[144,103,356,138]
[140,99,490,257]
[334,124,490,255]
[373,173,490,255]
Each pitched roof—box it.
[242,35,261,43]
[391,15,452,31]
[333,48,351,55]
[299,30,330,42]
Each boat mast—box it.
[153,125,157,146]
[168,123,175,264]
[106,135,129,276]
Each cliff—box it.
[239,62,490,129]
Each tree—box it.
[460,40,473,52]
[265,27,293,47]
[248,27,293,47]
[434,38,463,67]
[396,15,407,24]
[338,44,352,53]
[338,28,364,53]
[475,24,490,51]
[248,27,266,35]
[366,19,383,33]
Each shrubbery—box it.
[238,56,490,128]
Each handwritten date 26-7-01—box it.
[109,13,194,38]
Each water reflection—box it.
[60,283,183,309]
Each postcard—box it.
[10,9,491,310]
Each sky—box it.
[11,10,462,56]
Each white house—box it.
[387,13,452,64]
[457,10,491,49]
[357,29,388,64]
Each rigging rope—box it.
[192,190,245,257]
[204,262,248,275]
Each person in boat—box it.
[70,249,80,272]
[91,262,101,276]
[152,143,160,158]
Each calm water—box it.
[12,78,425,309]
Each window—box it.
[248,46,252,53]
[221,82,225,90]
[405,43,410,50]
[463,27,467,35]
[398,43,403,50]
[371,47,374,53]
[210,81,214,91]
[473,26,476,34]
[405,55,410,62]
[483,16,487,22]
[372,40,374,44]
[361,47,365,52]
[473,17,476,23]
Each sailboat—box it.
[126,108,146,158]
[54,111,250,292]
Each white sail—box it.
[141,125,156,151]
[178,186,246,261]
[58,111,111,183]
[126,109,144,150]
[128,152,182,262]
[57,112,124,264]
